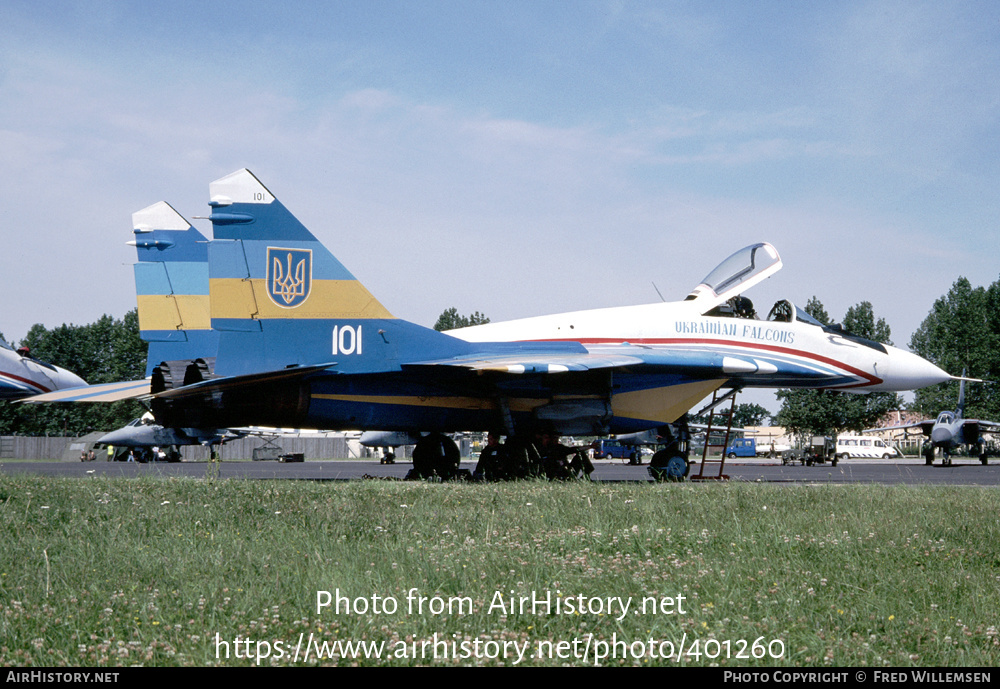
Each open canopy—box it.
[685,242,783,314]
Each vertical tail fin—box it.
[204,169,468,377]
[130,202,219,376]
[956,368,967,418]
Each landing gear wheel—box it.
[664,455,689,480]
[409,433,461,479]
[943,454,952,467]
[924,449,934,466]
[648,449,687,482]
[433,434,461,479]
[981,454,989,466]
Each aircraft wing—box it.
[863,420,935,436]
[23,362,334,405]
[405,343,840,381]
[404,350,646,374]
[149,362,335,401]
[962,419,1000,436]
[21,379,152,403]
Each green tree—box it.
[732,403,771,428]
[909,276,998,419]
[0,310,148,436]
[775,299,899,436]
[802,295,830,326]
[433,308,490,332]
[843,301,892,346]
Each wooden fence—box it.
[0,434,419,462]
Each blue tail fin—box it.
[131,202,220,376]
[205,169,470,377]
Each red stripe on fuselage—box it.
[521,337,883,387]
[0,371,51,393]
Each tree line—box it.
[909,276,1000,421]
[0,310,147,436]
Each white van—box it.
[835,435,901,460]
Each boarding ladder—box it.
[691,387,740,481]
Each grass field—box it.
[1,475,998,666]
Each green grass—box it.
[1,476,998,666]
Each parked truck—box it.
[725,437,791,458]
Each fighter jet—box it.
[865,376,1000,465]
[0,338,86,400]
[28,169,955,478]
[95,412,237,462]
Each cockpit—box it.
[936,412,955,425]
[686,242,782,307]
[686,243,888,353]
[0,339,61,370]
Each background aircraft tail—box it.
[130,202,219,376]
[956,369,967,418]
[205,169,471,377]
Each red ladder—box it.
[691,388,740,481]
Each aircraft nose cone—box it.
[97,431,125,445]
[55,367,87,390]
[889,349,951,390]
[97,428,132,446]
[931,427,952,445]
[98,424,160,446]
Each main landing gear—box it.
[407,433,465,480]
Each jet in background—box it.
[95,412,238,462]
[28,169,956,478]
[0,338,86,400]
[359,430,422,451]
[866,376,1000,465]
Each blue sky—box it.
[2,1,998,409]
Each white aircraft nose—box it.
[54,367,87,390]
[887,348,950,391]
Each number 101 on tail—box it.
[332,325,363,356]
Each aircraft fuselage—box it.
[0,344,86,401]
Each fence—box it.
[0,434,417,461]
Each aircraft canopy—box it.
[685,242,783,314]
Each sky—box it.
[2,1,999,413]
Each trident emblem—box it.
[266,247,312,308]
